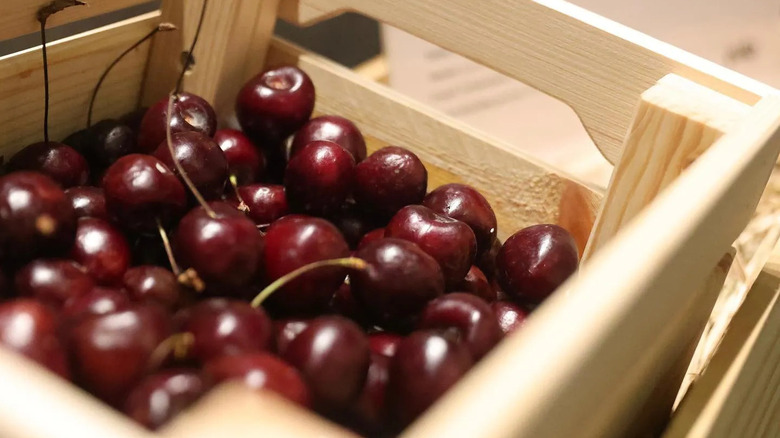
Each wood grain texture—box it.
[583,75,750,260]
[278,0,774,164]
[0,12,159,156]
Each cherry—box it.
[230,184,288,225]
[204,352,311,407]
[354,146,427,219]
[177,298,272,364]
[70,218,131,285]
[456,265,496,302]
[348,353,390,435]
[0,299,70,379]
[423,183,497,255]
[137,92,217,153]
[214,129,265,185]
[368,332,402,358]
[357,227,385,250]
[290,115,367,163]
[0,171,76,262]
[497,224,579,303]
[386,330,473,429]
[65,186,108,220]
[8,142,89,188]
[124,369,210,430]
[273,318,309,356]
[123,266,182,310]
[174,202,263,288]
[491,300,528,336]
[236,66,315,145]
[102,154,187,233]
[82,119,137,170]
[418,293,501,361]
[153,131,229,200]
[332,202,381,249]
[282,316,369,413]
[15,259,94,307]
[386,205,477,289]
[329,282,368,326]
[62,287,131,322]
[284,141,355,217]
[262,215,350,315]
[351,238,444,330]
[477,236,501,279]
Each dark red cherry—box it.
[497,224,579,303]
[68,304,172,405]
[354,146,427,219]
[124,369,210,430]
[368,332,402,358]
[290,115,367,162]
[349,353,390,435]
[423,183,497,255]
[70,218,131,285]
[204,352,311,407]
[491,300,528,336]
[282,316,369,413]
[15,259,94,307]
[102,154,187,233]
[9,142,89,188]
[236,66,315,145]
[174,202,263,288]
[0,172,76,262]
[62,287,131,322]
[386,330,473,429]
[177,298,272,364]
[263,215,350,315]
[351,238,444,330]
[153,131,229,200]
[418,293,501,361]
[477,236,501,279]
[456,265,496,302]
[386,205,477,290]
[137,92,217,153]
[83,119,137,169]
[357,227,385,250]
[274,318,309,356]
[123,266,182,310]
[232,184,288,225]
[214,129,265,185]
[65,186,108,220]
[284,141,355,217]
[0,299,70,378]
[329,282,368,326]
[332,203,381,249]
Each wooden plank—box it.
[278,0,774,164]
[266,38,602,248]
[0,12,159,156]
[0,0,151,42]
[583,75,750,260]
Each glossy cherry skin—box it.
[273,318,309,356]
[236,66,315,145]
[284,141,355,217]
[68,304,172,405]
[349,353,390,435]
[177,298,273,364]
[387,330,473,429]
[15,259,94,307]
[357,227,385,250]
[368,332,402,358]
[386,205,477,289]
[231,184,288,225]
[491,301,528,336]
[204,352,311,407]
[123,266,181,310]
[290,115,367,163]
[137,92,217,153]
[456,265,497,302]
[351,238,445,330]
[263,215,350,315]
[329,282,369,327]
[497,224,579,303]
[82,119,137,169]
[477,236,501,280]
[0,171,76,262]
[65,186,108,220]
[153,131,229,200]
[418,293,501,361]
[354,146,427,219]
[214,129,265,185]
[62,287,131,322]
[0,299,70,378]
[174,202,263,288]
[70,218,131,285]
[124,369,210,430]
[282,316,369,413]
[423,183,497,255]
[102,154,187,233]
[9,141,89,188]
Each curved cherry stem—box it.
[156,217,181,275]
[174,0,208,95]
[229,175,249,212]
[147,332,194,370]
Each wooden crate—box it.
[1,1,780,437]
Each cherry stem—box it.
[250,257,367,308]
[174,0,208,95]
[156,217,181,275]
[147,332,194,370]
[37,0,87,144]
[165,92,216,218]
[229,175,249,212]
[177,268,205,293]
[88,23,176,128]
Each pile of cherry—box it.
[0,65,579,436]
